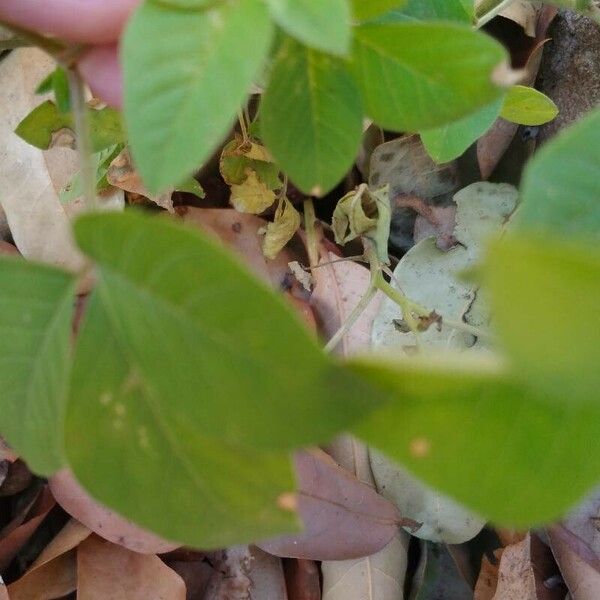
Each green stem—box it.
[237,109,250,142]
[324,283,378,353]
[0,21,66,56]
[67,68,97,211]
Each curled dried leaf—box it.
[261,196,301,260]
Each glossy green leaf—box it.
[352,23,507,132]
[66,292,299,548]
[485,235,600,408]
[0,259,75,474]
[262,36,363,195]
[123,0,273,193]
[351,0,408,22]
[70,211,378,451]
[516,107,600,239]
[421,98,502,163]
[265,0,351,55]
[349,354,600,526]
[500,85,558,126]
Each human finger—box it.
[0,0,141,45]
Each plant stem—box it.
[237,109,249,142]
[67,68,97,211]
[0,21,66,56]
[324,283,378,353]
[303,199,320,269]
[476,0,516,27]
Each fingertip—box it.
[78,45,123,109]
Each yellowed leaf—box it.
[230,168,277,214]
[262,196,301,259]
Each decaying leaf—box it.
[0,486,55,573]
[332,184,391,263]
[0,48,85,271]
[261,196,301,260]
[258,450,401,561]
[7,520,90,600]
[107,147,175,212]
[230,168,277,214]
[77,535,186,599]
[49,469,179,555]
[204,546,288,599]
[284,559,321,600]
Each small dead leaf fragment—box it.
[262,196,301,259]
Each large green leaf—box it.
[261,36,363,196]
[516,107,600,239]
[0,259,75,474]
[484,235,600,408]
[123,0,273,193]
[351,0,408,22]
[421,97,502,163]
[265,0,351,56]
[66,293,298,548]
[70,212,378,451]
[351,22,507,132]
[349,354,600,526]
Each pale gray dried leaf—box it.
[0,49,85,271]
[370,450,485,544]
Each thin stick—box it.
[237,109,249,142]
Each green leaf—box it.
[261,36,363,196]
[500,85,558,126]
[123,0,273,193]
[351,0,408,22]
[66,292,299,548]
[484,234,600,408]
[349,354,600,526]
[421,97,502,163]
[352,22,507,132]
[15,101,124,153]
[516,107,600,239]
[381,0,473,23]
[0,259,75,474]
[71,211,378,451]
[265,0,351,56]
[176,176,205,199]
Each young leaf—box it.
[484,235,600,409]
[265,0,351,56]
[123,0,273,193]
[500,85,558,126]
[0,259,75,474]
[261,37,363,196]
[67,291,299,548]
[70,211,378,452]
[516,107,600,239]
[421,98,503,163]
[351,0,408,22]
[349,354,600,526]
[352,22,507,132]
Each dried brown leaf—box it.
[77,535,186,600]
[284,559,321,600]
[7,520,90,600]
[258,450,401,561]
[49,469,179,554]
